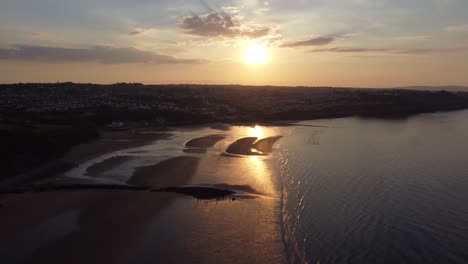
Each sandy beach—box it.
[185,134,226,148]
[225,136,282,156]
[0,131,204,264]
[0,126,287,264]
[0,190,180,264]
[63,130,171,165]
[183,134,226,154]
[86,156,135,177]
[128,156,200,187]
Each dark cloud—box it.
[280,36,337,48]
[0,45,206,64]
[127,30,143,36]
[311,47,387,53]
[309,47,468,54]
[178,11,272,39]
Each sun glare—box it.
[249,125,264,138]
[244,45,268,64]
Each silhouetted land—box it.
[0,183,235,200]
[2,83,468,179]
[185,134,226,148]
[225,136,282,156]
[2,83,468,125]
[0,122,98,179]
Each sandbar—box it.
[184,134,226,148]
[127,156,200,188]
[225,136,282,156]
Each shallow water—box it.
[278,110,468,264]
[58,125,288,263]
[19,110,468,264]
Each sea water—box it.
[277,110,468,264]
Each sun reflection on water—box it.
[249,125,263,138]
[245,155,275,194]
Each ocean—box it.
[278,110,468,263]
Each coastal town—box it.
[2,83,468,126]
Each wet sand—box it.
[183,134,226,154]
[254,136,283,153]
[63,130,171,165]
[0,156,200,264]
[185,134,226,148]
[209,123,231,131]
[0,190,179,264]
[225,136,282,156]
[128,156,200,188]
[0,127,287,264]
[201,183,264,195]
[0,130,171,188]
[86,156,134,177]
[182,148,207,154]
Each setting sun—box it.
[244,45,268,64]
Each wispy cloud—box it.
[309,46,468,55]
[281,36,337,48]
[444,24,468,33]
[30,32,49,38]
[280,33,350,48]
[125,27,157,36]
[393,35,431,42]
[0,45,206,64]
[127,29,144,36]
[177,11,273,39]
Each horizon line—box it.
[1,82,468,90]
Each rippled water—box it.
[56,110,468,263]
[278,110,468,264]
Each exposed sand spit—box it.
[185,134,226,148]
[225,136,282,156]
[63,131,170,165]
[127,156,200,188]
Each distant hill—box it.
[394,86,468,92]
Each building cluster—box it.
[0,83,343,117]
[2,83,461,124]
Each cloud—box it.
[309,46,468,55]
[125,27,157,36]
[0,45,206,64]
[31,32,49,38]
[280,36,337,48]
[310,47,387,53]
[280,33,351,48]
[393,35,431,42]
[444,24,468,33]
[128,29,144,36]
[177,11,272,39]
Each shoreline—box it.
[85,156,134,178]
[0,125,290,263]
[0,130,171,189]
[5,107,468,188]
[62,130,171,165]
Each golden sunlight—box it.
[249,125,264,138]
[244,45,268,64]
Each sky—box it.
[1,0,468,87]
